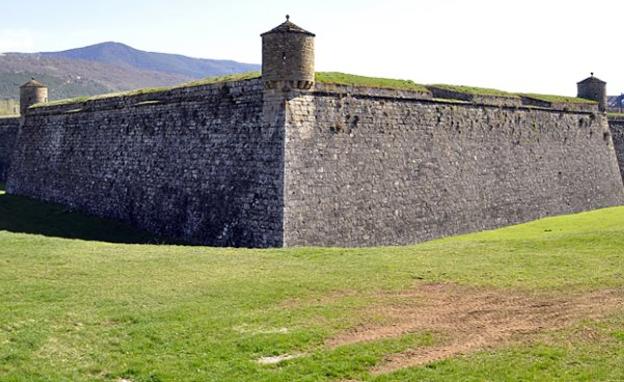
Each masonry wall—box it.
[8,79,285,247]
[609,116,624,183]
[0,117,19,182]
[8,79,624,248]
[283,84,624,247]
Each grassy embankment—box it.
[0,183,623,381]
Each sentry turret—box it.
[20,79,48,116]
[261,16,315,91]
[577,73,607,112]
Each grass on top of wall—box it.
[39,88,175,108]
[430,85,599,105]
[430,84,521,99]
[608,112,624,118]
[520,93,597,104]
[32,70,594,110]
[0,98,19,116]
[315,72,430,93]
[1,181,624,381]
[34,72,263,109]
[182,71,261,87]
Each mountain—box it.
[41,42,259,80]
[0,53,193,101]
[0,42,260,104]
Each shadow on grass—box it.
[0,184,162,244]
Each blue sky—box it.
[1,0,623,95]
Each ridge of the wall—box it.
[28,78,264,116]
[313,83,600,113]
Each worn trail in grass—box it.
[0,186,623,381]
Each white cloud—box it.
[0,29,36,53]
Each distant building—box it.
[608,94,624,113]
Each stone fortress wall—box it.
[283,85,624,246]
[609,115,624,182]
[0,117,20,182]
[8,80,286,247]
[5,18,624,247]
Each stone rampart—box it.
[7,79,624,247]
[8,79,285,247]
[282,83,624,247]
[0,117,19,182]
[608,115,624,183]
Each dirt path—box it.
[325,283,623,375]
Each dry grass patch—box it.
[326,283,624,374]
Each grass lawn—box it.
[0,184,623,381]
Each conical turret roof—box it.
[261,16,315,37]
[20,79,46,88]
[578,74,606,85]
